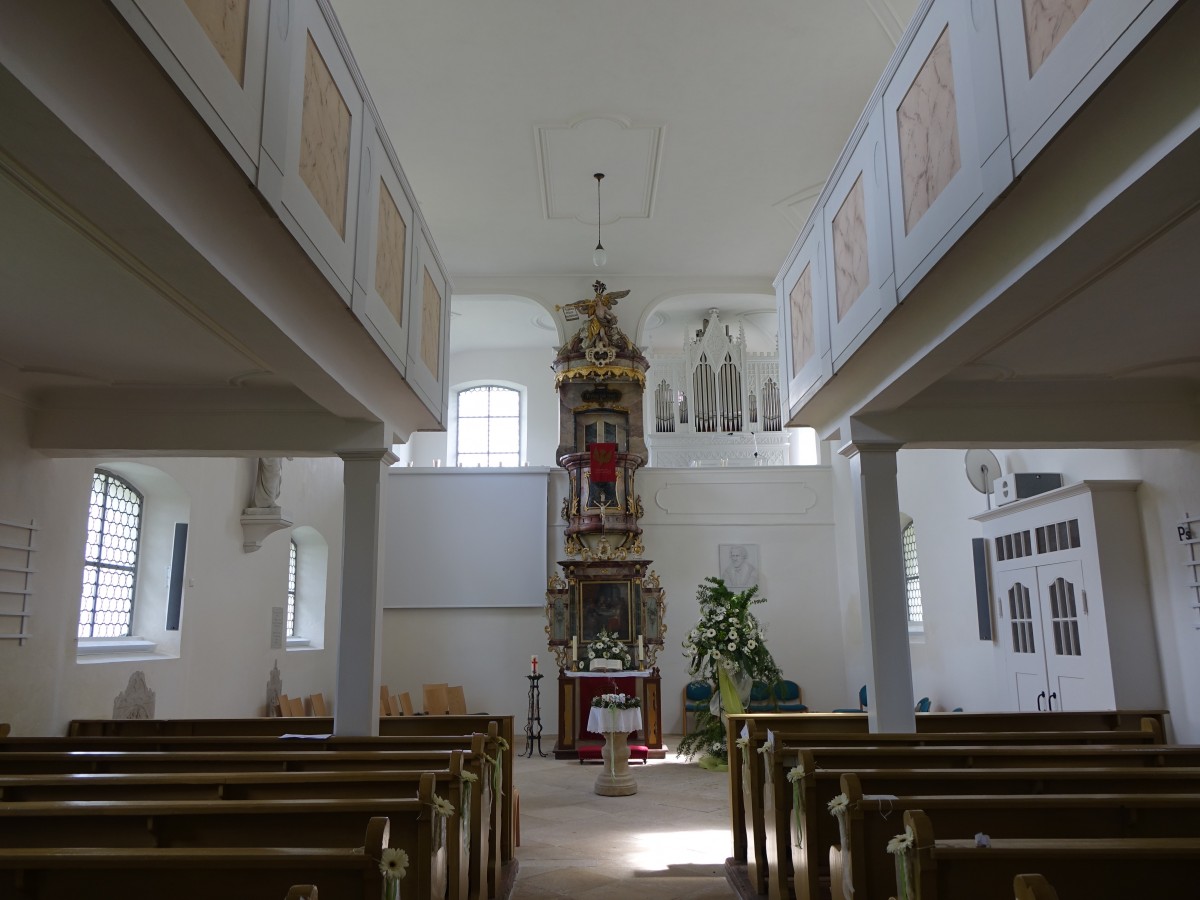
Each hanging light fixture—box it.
[592,172,607,268]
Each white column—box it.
[840,441,915,734]
[334,448,397,736]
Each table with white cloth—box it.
[586,705,643,795]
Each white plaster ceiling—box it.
[329,0,922,339]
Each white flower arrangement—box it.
[887,826,915,856]
[581,629,632,671]
[676,577,783,762]
[786,766,805,784]
[459,770,478,783]
[827,792,850,814]
[431,795,455,819]
[591,691,641,710]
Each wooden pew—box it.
[0,743,496,900]
[0,755,475,900]
[0,816,389,900]
[0,776,443,900]
[66,712,518,875]
[901,808,1200,900]
[837,774,1200,900]
[775,761,1200,900]
[725,709,1166,871]
[736,721,1163,898]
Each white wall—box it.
[401,346,559,468]
[0,396,344,735]
[832,444,1200,742]
[380,465,844,736]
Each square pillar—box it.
[840,441,915,733]
[334,448,397,735]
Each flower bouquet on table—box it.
[676,576,781,766]
[591,691,641,709]
[580,628,633,671]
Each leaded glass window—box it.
[903,521,923,625]
[79,470,142,638]
[456,385,520,467]
[287,540,298,638]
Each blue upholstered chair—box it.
[682,681,712,736]
[915,696,931,712]
[773,679,807,713]
[833,684,868,713]
[748,680,775,712]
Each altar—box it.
[553,669,664,759]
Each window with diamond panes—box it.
[287,540,298,638]
[79,470,143,638]
[902,521,923,625]
[456,385,520,467]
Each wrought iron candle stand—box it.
[523,673,547,758]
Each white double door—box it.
[996,560,1107,711]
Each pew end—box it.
[1014,873,1059,900]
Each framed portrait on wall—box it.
[579,581,632,641]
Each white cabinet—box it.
[974,481,1164,712]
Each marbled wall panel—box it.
[1023,0,1092,75]
[299,34,351,239]
[421,267,442,374]
[789,263,814,376]
[898,26,961,234]
[375,180,407,323]
[832,174,869,322]
[185,0,249,85]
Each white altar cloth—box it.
[587,706,643,735]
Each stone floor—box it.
[510,737,736,899]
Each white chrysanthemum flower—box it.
[727,642,737,651]
[827,793,850,814]
[460,770,478,783]
[712,650,722,659]
[379,847,409,881]
[886,826,914,855]
[588,650,595,658]
[786,766,805,783]
[431,795,455,818]
[747,640,757,649]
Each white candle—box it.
[637,634,644,661]
[571,636,578,662]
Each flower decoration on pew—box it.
[887,826,916,900]
[677,577,782,764]
[887,826,914,855]
[431,795,455,819]
[581,629,632,671]
[590,691,641,709]
[827,792,850,815]
[379,846,408,900]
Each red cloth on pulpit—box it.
[589,442,617,482]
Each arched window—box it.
[287,540,298,638]
[287,526,328,650]
[79,469,143,638]
[455,384,521,467]
[902,519,924,628]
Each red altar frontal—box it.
[554,669,664,760]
